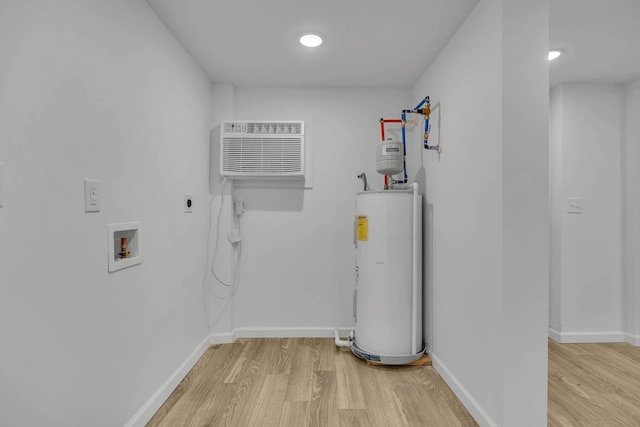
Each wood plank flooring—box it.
[146,338,477,427]
[548,339,640,427]
[149,338,640,426]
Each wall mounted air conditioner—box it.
[220,121,305,178]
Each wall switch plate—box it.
[84,179,100,212]
[184,193,193,213]
[567,197,583,214]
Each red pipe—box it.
[379,119,402,190]
[380,119,402,141]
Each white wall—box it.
[206,82,236,340]
[623,78,640,343]
[549,87,563,332]
[0,1,212,426]
[409,0,549,425]
[549,84,624,342]
[500,2,549,424]
[409,0,503,421]
[214,87,410,334]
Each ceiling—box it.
[146,0,640,89]
[146,0,479,88]
[550,0,640,87]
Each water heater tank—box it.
[376,139,403,175]
[352,185,423,364]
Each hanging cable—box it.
[211,177,241,288]
[201,177,239,334]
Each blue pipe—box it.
[400,111,408,183]
[424,116,431,149]
[419,97,434,150]
[414,96,428,110]
[388,96,433,185]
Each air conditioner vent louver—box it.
[245,122,302,134]
[220,121,305,178]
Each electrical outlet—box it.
[184,193,193,213]
[84,179,100,212]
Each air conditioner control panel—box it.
[223,122,246,133]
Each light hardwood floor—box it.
[146,338,478,426]
[148,338,640,426]
[548,339,640,426]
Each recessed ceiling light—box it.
[548,49,564,61]
[299,33,323,48]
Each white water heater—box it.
[351,184,423,364]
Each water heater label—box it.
[357,216,368,241]
[383,145,400,153]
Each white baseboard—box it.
[233,326,354,339]
[548,328,626,344]
[212,327,358,343]
[624,332,640,346]
[124,335,212,427]
[210,332,235,344]
[548,327,561,342]
[431,353,497,427]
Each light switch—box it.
[84,179,100,212]
[567,197,582,214]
